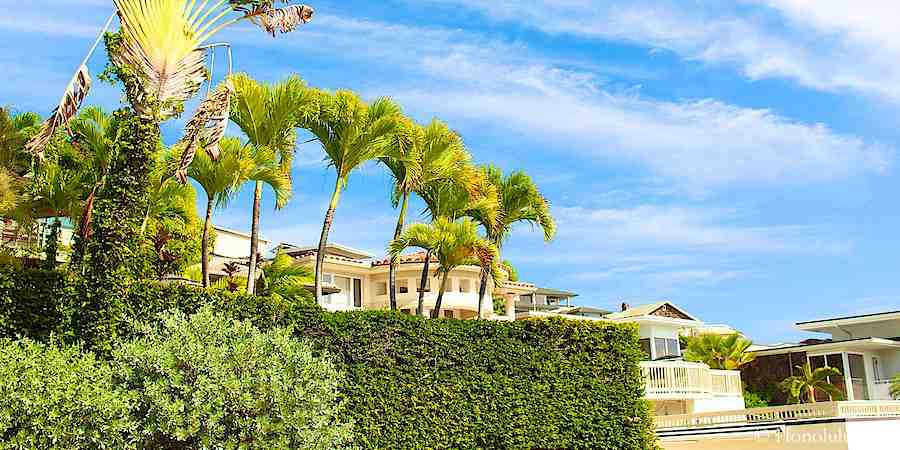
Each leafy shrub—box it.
[114,307,351,449]
[295,311,656,450]
[0,340,136,449]
[743,389,769,409]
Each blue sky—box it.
[3,0,900,343]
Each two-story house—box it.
[743,310,900,404]
[276,243,537,320]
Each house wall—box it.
[640,322,684,360]
[742,352,808,405]
[213,231,268,259]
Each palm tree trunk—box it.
[417,249,433,316]
[246,181,262,294]
[431,272,450,319]
[314,178,343,303]
[388,192,409,311]
[201,196,214,288]
[477,270,489,319]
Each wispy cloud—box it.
[428,0,900,101]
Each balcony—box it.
[872,378,896,400]
[641,361,743,400]
[654,401,900,431]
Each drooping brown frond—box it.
[25,66,92,159]
[253,4,314,36]
[175,80,235,183]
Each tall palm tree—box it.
[186,137,289,287]
[390,217,500,319]
[414,168,498,316]
[295,90,405,302]
[229,73,309,293]
[780,363,845,404]
[380,119,471,310]
[683,333,756,370]
[472,166,555,318]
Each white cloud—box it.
[551,205,850,254]
[401,55,891,186]
[430,0,900,101]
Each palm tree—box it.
[413,168,499,316]
[683,333,756,370]
[255,249,315,301]
[295,90,405,302]
[380,119,471,310]
[0,107,41,217]
[471,166,555,318]
[390,217,500,319]
[186,137,289,287]
[780,363,845,404]
[229,73,309,293]
[28,1,312,279]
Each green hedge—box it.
[295,311,656,449]
[0,267,656,449]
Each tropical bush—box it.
[890,374,900,400]
[780,363,844,404]
[115,307,351,449]
[743,389,770,409]
[682,333,756,370]
[0,340,136,449]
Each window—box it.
[418,277,431,293]
[520,294,533,304]
[653,338,680,359]
[398,279,409,294]
[443,310,455,319]
[402,309,412,315]
[459,279,471,293]
[807,353,847,401]
[353,279,362,308]
[376,282,387,296]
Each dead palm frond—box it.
[175,80,234,183]
[25,66,92,160]
[230,1,314,36]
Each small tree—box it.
[780,363,844,404]
[683,333,756,370]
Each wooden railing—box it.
[640,361,743,399]
[654,401,900,430]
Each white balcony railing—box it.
[640,361,743,400]
[654,401,900,430]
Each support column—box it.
[505,294,517,321]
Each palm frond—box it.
[176,80,234,183]
[26,66,92,159]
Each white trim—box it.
[796,311,900,332]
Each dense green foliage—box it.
[115,308,351,449]
[0,340,136,449]
[297,311,655,449]
[0,267,655,449]
[743,390,770,408]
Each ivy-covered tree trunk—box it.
[82,109,155,282]
[42,219,61,270]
